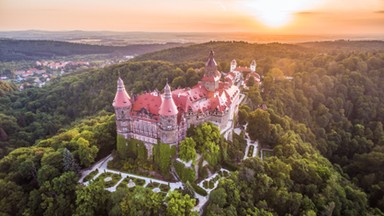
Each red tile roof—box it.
[235,66,252,72]
[132,92,161,115]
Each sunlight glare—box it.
[242,0,321,28]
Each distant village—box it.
[0,56,134,90]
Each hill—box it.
[0,40,383,215]
[0,39,189,61]
[135,41,311,64]
[299,40,384,52]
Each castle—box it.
[113,51,258,156]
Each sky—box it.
[1,0,383,35]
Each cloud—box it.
[375,10,384,13]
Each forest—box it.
[0,41,383,215]
[0,39,187,61]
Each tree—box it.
[246,76,255,87]
[192,122,220,150]
[165,191,197,216]
[37,165,60,185]
[238,108,249,126]
[186,68,200,87]
[153,143,172,178]
[76,137,98,167]
[192,123,221,166]
[120,186,163,215]
[76,181,108,216]
[171,76,186,88]
[0,180,27,215]
[38,172,78,216]
[247,109,271,144]
[178,137,197,162]
[209,188,227,207]
[269,68,284,80]
[63,148,79,172]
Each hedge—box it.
[191,182,208,196]
[175,160,196,183]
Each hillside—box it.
[0,39,189,61]
[0,41,383,215]
[135,41,311,64]
[299,40,384,52]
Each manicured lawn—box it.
[202,180,215,189]
[147,181,161,189]
[117,177,131,189]
[247,145,255,157]
[95,172,122,188]
[132,178,146,186]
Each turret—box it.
[202,50,221,92]
[205,50,218,76]
[230,59,237,72]
[113,77,132,138]
[159,83,179,144]
[250,60,257,72]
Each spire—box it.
[159,83,178,116]
[113,77,132,108]
[164,82,172,99]
[205,50,217,74]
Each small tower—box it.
[112,77,132,139]
[202,50,221,92]
[250,60,257,72]
[159,83,179,144]
[230,59,237,72]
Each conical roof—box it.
[159,83,178,116]
[205,50,217,70]
[112,77,132,108]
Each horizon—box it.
[1,0,383,36]
[1,30,383,45]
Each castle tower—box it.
[202,50,221,92]
[112,77,132,139]
[230,59,237,72]
[250,60,257,72]
[159,83,179,144]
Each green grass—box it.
[247,145,255,157]
[202,180,215,189]
[95,172,122,188]
[147,182,161,189]
[117,177,132,189]
[132,178,146,186]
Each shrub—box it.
[191,182,208,196]
[175,161,196,183]
[83,169,99,182]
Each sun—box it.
[241,0,321,28]
[256,10,292,28]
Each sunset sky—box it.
[1,0,383,35]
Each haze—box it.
[1,0,383,36]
